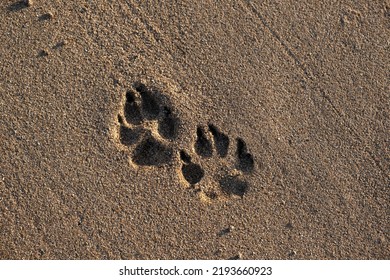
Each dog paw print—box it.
[179,124,254,202]
[116,82,179,166]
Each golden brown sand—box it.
[0,0,389,259]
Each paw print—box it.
[116,82,179,166]
[179,124,254,202]
[113,81,256,203]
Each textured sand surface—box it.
[0,0,389,259]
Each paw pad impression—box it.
[117,83,179,166]
[179,124,254,201]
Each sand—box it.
[0,0,389,259]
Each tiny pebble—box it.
[24,0,33,7]
[39,50,49,57]
[288,250,297,257]
[39,12,54,21]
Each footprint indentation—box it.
[135,83,161,119]
[115,82,255,201]
[118,115,142,146]
[180,124,254,201]
[208,124,229,157]
[116,82,179,166]
[195,126,213,158]
[180,151,204,185]
[124,90,142,125]
[237,138,254,172]
[133,136,173,166]
[219,175,249,197]
[158,107,179,139]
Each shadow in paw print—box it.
[219,176,249,197]
[134,82,160,119]
[195,127,213,158]
[236,138,254,172]
[158,107,179,139]
[133,136,173,166]
[117,82,180,167]
[208,124,229,157]
[179,123,254,201]
[118,115,143,146]
[124,90,142,125]
[180,151,204,184]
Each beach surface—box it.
[0,0,389,259]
